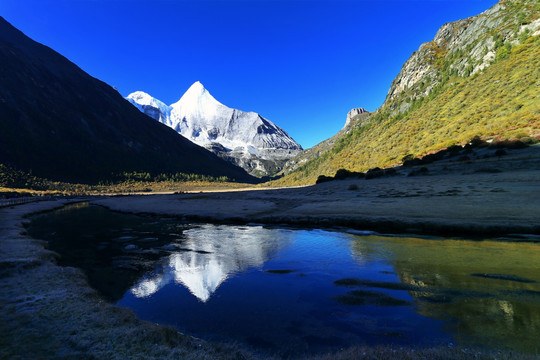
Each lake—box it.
[28,202,540,357]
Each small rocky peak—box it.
[344,107,368,129]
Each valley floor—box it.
[1,145,539,360]
[95,145,540,238]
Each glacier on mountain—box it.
[126,82,302,177]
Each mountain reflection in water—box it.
[28,204,540,355]
[131,224,290,301]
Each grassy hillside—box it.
[275,32,539,186]
[274,0,540,186]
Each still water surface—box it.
[28,203,540,356]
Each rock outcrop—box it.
[283,108,370,175]
[344,108,368,129]
[384,0,540,112]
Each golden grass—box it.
[273,35,540,187]
[0,181,257,197]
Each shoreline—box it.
[1,200,540,359]
[3,145,540,359]
[92,167,540,239]
[0,200,255,360]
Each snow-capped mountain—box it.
[126,82,302,177]
[126,91,171,126]
[0,16,253,184]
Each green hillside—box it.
[276,1,540,186]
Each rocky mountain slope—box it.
[283,109,370,174]
[277,0,540,186]
[127,82,302,177]
[384,0,540,113]
[0,17,254,184]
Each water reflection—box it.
[27,205,540,355]
[349,236,540,352]
[132,224,291,301]
[119,228,447,354]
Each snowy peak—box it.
[173,81,222,108]
[126,91,171,126]
[188,80,205,93]
[170,81,224,123]
[126,82,303,177]
[127,91,164,108]
[182,81,211,100]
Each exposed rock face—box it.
[283,108,370,175]
[127,82,302,177]
[344,107,368,129]
[384,0,540,111]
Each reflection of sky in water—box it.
[28,204,540,356]
[119,228,451,355]
[131,224,291,301]
[121,228,540,355]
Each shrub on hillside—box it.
[403,158,423,167]
[489,139,528,149]
[334,169,363,180]
[315,175,334,184]
[401,154,415,163]
[365,167,384,180]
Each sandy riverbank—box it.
[94,146,540,238]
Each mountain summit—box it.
[0,17,253,184]
[171,81,217,121]
[127,82,302,177]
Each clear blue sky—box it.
[1,0,497,148]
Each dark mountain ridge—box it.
[0,17,254,184]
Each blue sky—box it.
[1,0,497,148]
